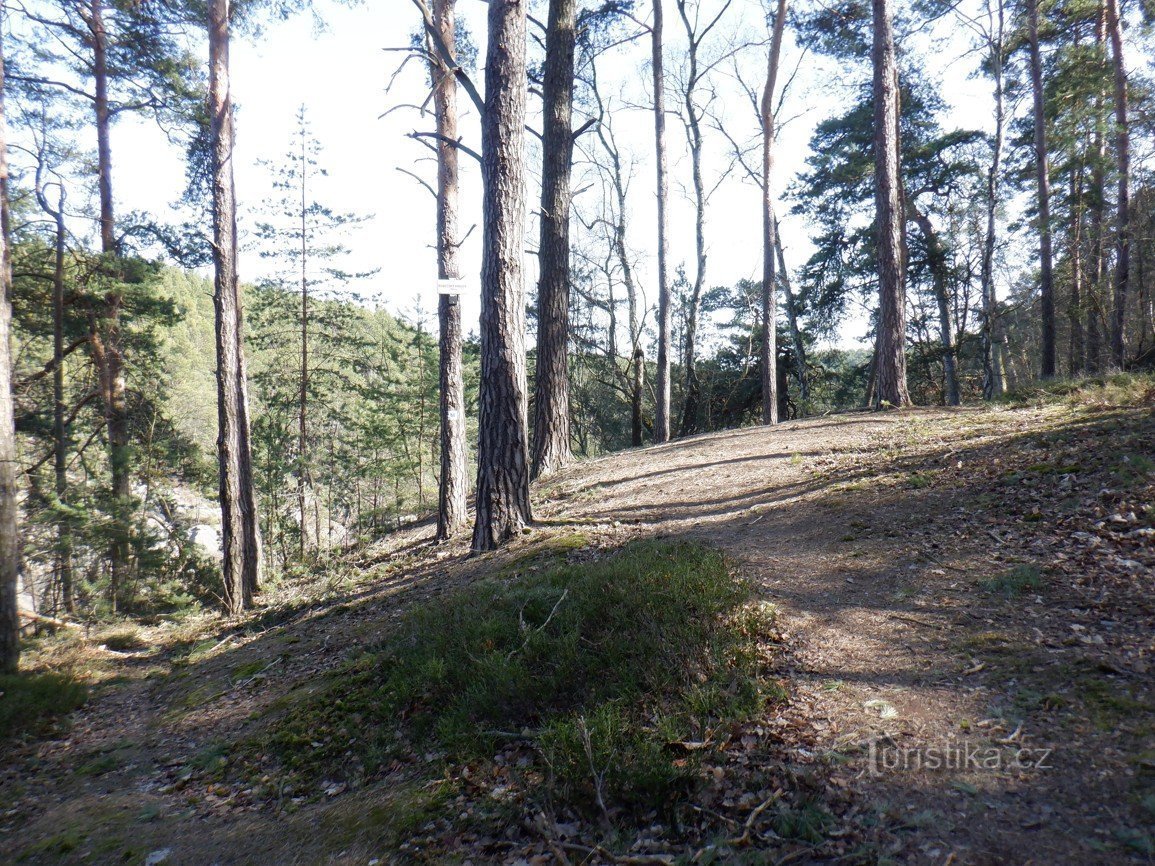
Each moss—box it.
[232,660,270,681]
[495,531,592,577]
[18,829,85,860]
[75,753,121,777]
[1079,678,1152,731]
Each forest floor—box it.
[3,376,1154,865]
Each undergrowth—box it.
[999,371,1155,409]
[257,538,779,815]
[0,673,88,742]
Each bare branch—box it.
[408,131,482,164]
[395,166,438,199]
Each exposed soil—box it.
[3,396,1153,865]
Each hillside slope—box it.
[4,382,1154,865]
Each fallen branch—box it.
[728,791,781,846]
[887,613,949,631]
[557,842,674,865]
[18,610,81,629]
[507,588,568,660]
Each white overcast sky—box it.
[73,0,1151,350]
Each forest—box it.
[0,0,1152,862]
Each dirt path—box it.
[5,401,1153,865]
[536,405,1154,864]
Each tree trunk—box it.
[981,0,1005,398]
[296,119,311,559]
[431,0,468,540]
[1105,0,1129,369]
[591,60,645,447]
[1027,0,1056,378]
[871,0,910,407]
[91,0,115,254]
[631,348,643,445]
[0,24,20,673]
[210,0,262,613]
[531,0,576,479]
[52,190,72,612]
[471,0,531,552]
[772,209,807,402]
[1068,170,1086,374]
[760,0,786,426]
[652,0,672,444]
[1087,155,1105,371]
[676,0,708,435]
[909,204,960,405]
[84,0,133,606]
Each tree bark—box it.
[431,0,468,540]
[760,0,787,426]
[51,189,72,612]
[676,0,709,435]
[909,204,960,405]
[1068,169,1086,374]
[591,59,645,447]
[1104,0,1129,369]
[471,0,531,552]
[90,0,115,254]
[980,0,1005,398]
[774,211,807,402]
[1027,0,1056,378]
[871,0,910,407]
[297,119,309,558]
[83,0,132,606]
[210,0,262,613]
[531,0,576,479]
[0,20,20,673]
[652,0,672,444]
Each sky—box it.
[62,0,1114,351]
[103,0,869,349]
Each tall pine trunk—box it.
[1027,0,1057,378]
[297,121,310,558]
[1068,169,1086,374]
[676,0,708,435]
[431,0,468,540]
[1087,150,1105,370]
[910,205,960,405]
[760,0,786,426]
[472,0,531,552]
[773,208,808,402]
[91,0,114,254]
[51,190,73,612]
[652,0,672,444]
[210,0,262,612]
[0,18,19,673]
[872,0,910,407]
[531,0,576,479]
[85,0,132,606]
[981,0,1006,398]
[1105,0,1129,369]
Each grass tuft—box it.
[103,630,146,652]
[0,673,88,741]
[261,539,778,814]
[980,565,1043,597]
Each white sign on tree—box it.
[437,278,469,295]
